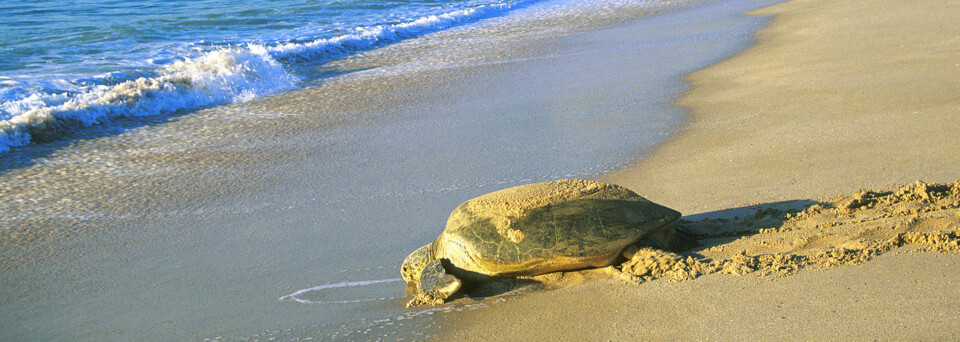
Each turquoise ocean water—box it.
[0,0,535,152]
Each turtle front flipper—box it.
[406,259,462,308]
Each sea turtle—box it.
[401,179,685,307]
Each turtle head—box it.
[401,243,436,284]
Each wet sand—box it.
[441,0,960,339]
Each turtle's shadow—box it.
[403,273,542,303]
[674,199,821,257]
[462,278,543,301]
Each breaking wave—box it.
[0,1,527,153]
[0,49,294,151]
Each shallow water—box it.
[0,0,777,339]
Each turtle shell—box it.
[435,179,681,279]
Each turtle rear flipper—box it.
[406,259,462,308]
[628,225,700,253]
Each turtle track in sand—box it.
[614,180,960,284]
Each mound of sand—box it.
[616,181,960,284]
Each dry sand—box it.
[436,0,960,339]
[605,0,960,214]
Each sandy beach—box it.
[440,0,960,339]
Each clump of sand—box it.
[616,181,960,284]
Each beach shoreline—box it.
[440,0,960,339]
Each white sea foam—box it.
[279,278,405,304]
[263,1,523,60]
[0,48,295,152]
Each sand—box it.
[437,0,960,339]
[604,0,960,214]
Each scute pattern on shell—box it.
[437,179,681,277]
